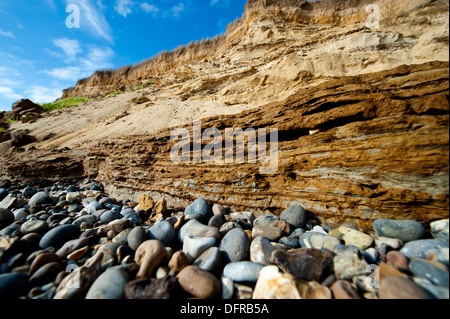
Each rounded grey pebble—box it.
[431,219,449,245]
[400,239,449,266]
[223,261,264,283]
[409,259,449,288]
[279,205,307,228]
[193,246,223,275]
[99,210,122,224]
[218,228,250,264]
[253,215,279,228]
[20,219,48,235]
[184,198,213,222]
[72,214,97,227]
[280,236,300,249]
[373,219,425,242]
[85,268,130,299]
[148,221,176,247]
[127,226,148,250]
[39,224,80,249]
[28,191,49,207]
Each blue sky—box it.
[0,0,247,111]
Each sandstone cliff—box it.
[0,0,448,228]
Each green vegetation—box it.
[41,97,91,112]
[0,127,6,133]
[133,85,144,91]
[106,91,123,98]
[144,81,157,88]
[8,117,18,124]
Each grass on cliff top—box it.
[41,97,91,112]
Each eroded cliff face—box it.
[62,0,449,108]
[0,0,449,228]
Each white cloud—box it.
[65,0,113,43]
[0,86,23,101]
[0,29,15,39]
[44,66,83,81]
[0,66,22,77]
[115,0,134,18]
[44,46,115,82]
[141,2,159,16]
[53,38,82,62]
[171,3,184,17]
[26,86,63,104]
[0,78,21,87]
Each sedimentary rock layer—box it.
[79,61,449,229]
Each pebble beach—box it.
[0,179,448,299]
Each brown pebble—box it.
[168,251,190,274]
[135,240,168,278]
[379,276,431,299]
[386,251,409,270]
[212,204,226,215]
[297,280,332,299]
[30,252,60,273]
[177,265,220,299]
[330,280,361,299]
[274,220,292,235]
[29,262,64,287]
[271,248,330,281]
[173,215,185,232]
[67,246,89,261]
[379,263,407,281]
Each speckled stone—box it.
[252,225,283,242]
[253,215,280,228]
[253,265,301,299]
[333,247,369,280]
[299,232,341,251]
[430,219,449,244]
[409,259,449,288]
[400,239,449,266]
[338,226,373,250]
[178,219,220,243]
[250,236,275,265]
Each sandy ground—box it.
[9,88,257,150]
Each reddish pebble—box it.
[386,250,409,270]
